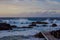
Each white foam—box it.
[0,19,60,38]
[1,19,33,27]
[0,26,60,38]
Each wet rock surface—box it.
[31,22,48,25]
[0,23,18,30]
[20,26,33,28]
[11,25,17,28]
[51,24,57,27]
[50,30,60,39]
[0,23,12,30]
[34,32,44,38]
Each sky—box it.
[0,0,60,17]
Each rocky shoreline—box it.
[0,21,59,40]
[0,21,58,30]
[50,30,60,39]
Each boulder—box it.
[0,23,12,30]
[50,30,60,38]
[34,32,44,38]
[51,24,57,27]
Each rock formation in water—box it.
[11,25,17,28]
[51,24,57,27]
[32,21,48,24]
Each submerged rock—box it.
[50,30,60,38]
[34,32,44,38]
[0,23,12,30]
[51,24,57,27]
[20,26,33,28]
[42,24,47,27]
[29,24,36,27]
[11,25,17,28]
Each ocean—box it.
[0,17,60,40]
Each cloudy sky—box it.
[0,0,60,17]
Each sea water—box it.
[0,17,60,40]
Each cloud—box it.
[0,0,60,10]
[0,0,60,17]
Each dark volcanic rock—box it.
[34,32,44,38]
[36,21,48,24]
[32,21,48,25]
[29,21,48,28]
[0,23,12,30]
[51,24,57,27]
[29,24,36,26]
[50,30,60,38]
[11,25,17,28]
[20,26,33,28]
